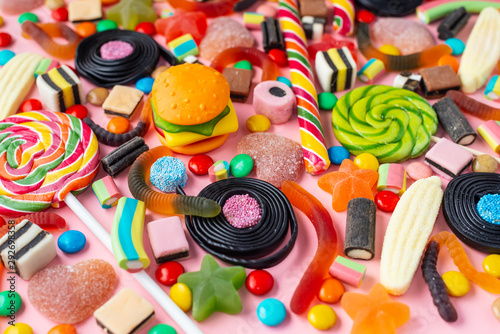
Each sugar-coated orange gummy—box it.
[318,159,378,212]
[341,283,410,334]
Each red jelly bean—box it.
[357,10,376,24]
[188,154,214,176]
[20,99,42,112]
[246,269,274,295]
[155,261,185,286]
[135,22,156,36]
[0,32,12,47]
[65,105,88,119]
[268,48,288,67]
[52,7,69,22]
[375,190,400,213]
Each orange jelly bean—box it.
[318,278,345,304]
[438,55,459,73]
[48,324,77,334]
[76,22,97,38]
[107,117,130,134]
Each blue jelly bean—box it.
[58,230,86,253]
[445,38,465,56]
[257,298,286,326]
[276,76,292,88]
[477,193,500,225]
[150,156,188,192]
[328,146,350,165]
[136,77,155,94]
[0,50,15,66]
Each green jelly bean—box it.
[19,13,38,24]
[234,60,252,71]
[230,154,254,178]
[0,290,22,316]
[149,324,177,334]
[318,92,338,110]
[97,20,118,32]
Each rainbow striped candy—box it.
[0,111,99,215]
[485,75,500,101]
[477,120,500,153]
[279,0,330,175]
[332,0,355,36]
[167,33,199,62]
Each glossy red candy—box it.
[155,261,185,286]
[246,269,274,295]
[155,9,207,44]
[268,48,288,67]
[0,32,12,47]
[308,34,356,59]
[375,190,400,213]
[20,99,42,112]
[188,154,214,176]
[52,7,69,22]
[357,10,375,24]
[135,22,156,36]
[65,104,88,119]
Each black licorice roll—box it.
[437,7,471,40]
[261,17,285,53]
[178,178,298,269]
[421,241,458,322]
[443,173,500,253]
[433,97,477,145]
[345,198,376,260]
[101,137,149,177]
[75,30,177,87]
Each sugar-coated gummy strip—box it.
[21,22,81,60]
[443,173,500,253]
[432,97,476,145]
[178,178,297,268]
[332,85,438,163]
[84,94,152,147]
[101,137,149,177]
[345,198,376,260]
[430,231,500,294]
[167,0,238,17]
[416,0,500,24]
[457,7,500,94]
[446,90,500,121]
[421,240,458,322]
[380,176,443,295]
[0,53,43,121]
[0,111,99,216]
[15,212,66,230]
[357,22,452,71]
[282,180,338,314]
[279,0,331,175]
[211,47,279,82]
[128,146,221,218]
[76,30,176,88]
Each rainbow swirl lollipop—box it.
[0,111,99,215]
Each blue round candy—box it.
[150,156,188,192]
[276,76,292,88]
[445,38,465,56]
[328,146,350,165]
[0,50,15,66]
[58,230,86,253]
[257,298,286,326]
[136,77,155,94]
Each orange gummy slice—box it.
[341,283,410,334]
[318,159,378,212]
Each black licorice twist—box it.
[101,137,149,177]
[443,173,500,253]
[177,178,298,269]
[75,30,177,87]
[421,241,458,322]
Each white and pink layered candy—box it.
[377,163,407,195]
[147,217,189,264]
[253,81,296,124]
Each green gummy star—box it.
[177,255,246,321]
[106,0,157,30]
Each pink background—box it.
[1,1,500,333]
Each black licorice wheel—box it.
[443,173,500,253]
[178,178,298,269]
[75,30,177,87]
[355,0,423,17]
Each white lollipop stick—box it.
[431,136,500,164]
[64,192,204,334]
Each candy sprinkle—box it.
[477,194,500,224]
[223,194,262,228]
[150,156,188,193]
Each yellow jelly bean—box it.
[379,44,400,56]
[483,254,500,278]
[246,115,271,133]
[0,16,4,27]
[3,323,33,334]
[442,271,470,297]
[353,153,380,171]
[307,304,337,330]
[170,282,192,312]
